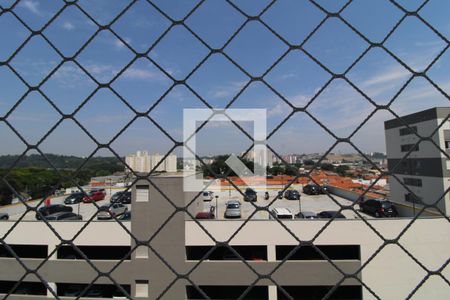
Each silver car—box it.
[97,203,128,220]
[224,200,241,219]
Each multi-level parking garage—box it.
[0,175,449,299]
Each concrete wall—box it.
[187,218,450,300]
[327,185,372,203]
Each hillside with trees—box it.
[0,154,124,206]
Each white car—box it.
[224,200,241,219]
[202,191,214,202]
[97,203,128,220]
[270,207,293,220]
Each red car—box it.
[82,189,106,203]
[195,212,215,219]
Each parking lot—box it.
[0,185,373,221]
[0,189,130,221]
[199,186,372,220]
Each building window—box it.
[136,185,149,202]
[445,141,450,149]
[399,126,417,136]
[403,178,422,187]
[405,193,422,204]
[401,144,419,152]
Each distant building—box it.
[125,151,177,173]
[385,107,450,216]
[242,148,274,168]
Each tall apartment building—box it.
[242,148,274,168]
[125,151,177,173]
[384,107,450,216]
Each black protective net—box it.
[0,0,449,299]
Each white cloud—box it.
[19,0,41,16]
[122,68,161,80]
[361,66,410,87]
[62,21,75,31]
[114,38,132,49]
[209,81,248,99]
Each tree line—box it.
[0,154,124,206]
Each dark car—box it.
[35,204,72,220]
[110,191,131,204]
[243,188,257,202]
[295,211,318,219]
[0,213,8,220]
[318,211,346,219]
[303,184,329,195]
[360,199,398,218]
[44,212,82,221]
[284,190,300,200]
[303,184,320,195]
[64,192,84,205]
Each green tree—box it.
[336,165,350,177]
[202,155,254,177]
[320,163,335,172]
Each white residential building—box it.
[125,151,177,173]
[384,107,450,216]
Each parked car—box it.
[360,199,398,218]
[35,204,72,220]
[303,184,320,195]
[64,192,84,205]
[224,200,241,219]
[295,211,318,219]
[270,208,293,220]
[284,190,300,200]
[45,212,82,221]
[317,211,346,219]
[243,188,257,202]
[0,213,8,220]
[202,191,214,202]
[195,206,215,219]
[82,189,106,203]
[118,211,131,221]
[97,203,127,220]
[110,191,131,204]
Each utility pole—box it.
[215,195,219,219]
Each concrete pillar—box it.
[269,285,278,300]
[47,282,57,297]
[48,245,57,260]
[267,245,276,262]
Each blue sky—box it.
[0,0,449,160]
